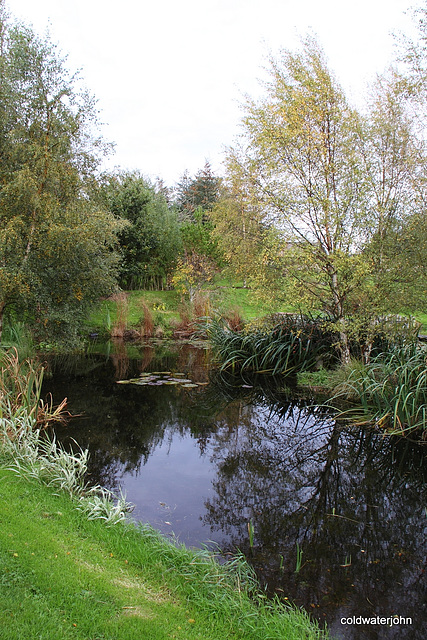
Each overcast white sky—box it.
[8,0,422,185]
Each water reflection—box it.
[43,343,426,639]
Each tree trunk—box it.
[339,327,351,365]
[329,267,351,365]
[0,301,5,343]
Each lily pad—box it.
[181,383,199,388]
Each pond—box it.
[42,341,427,639]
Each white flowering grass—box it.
[1,413,133,525]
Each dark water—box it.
[42,341,427,639]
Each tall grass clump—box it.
[110,291,129,337]
[223,307,245,332]
[139,298,154,337]
[207,314,333,375]
[333,343,427,437]
[1,320,35,359]
[192,290,212,319]
[0,348,67,428]
[0,348,132,524]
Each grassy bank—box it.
[86,280,282,338]
[84,281,427,342]
[0,468,327,640]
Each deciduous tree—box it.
[231,37,364,361]
[228,35,427,362]
[0,7,122,342]
[356,68,426,318]
[211,153,269,287]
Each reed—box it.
[223,307,245,332]
[0,348,69,430]
[207,315,331,375]
[247,519,255,549]
[334,344,427,436]
[192,291,211,319]
[139,298,154,337]
[1,321,34,359]
[295,542,304,574]
[110,291,129,337]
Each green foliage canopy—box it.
[225,35,427,361]
[0,6,123,342]
[101,171,182,290]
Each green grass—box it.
[296,368,332,388]
[206,278,282,319]
[414,312,427,333]
[86,278,291,336]
[0,468,327,640]
[87,290,181,334]
[86,279,425,340]
[332,344,427,436]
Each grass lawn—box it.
[0,467,327,640]
[414,312,427,333]
[85,277,425,339]
[86,279,292,335]
[87,289,182,334]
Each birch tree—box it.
[233,38,364,362]
[0,8,122,342]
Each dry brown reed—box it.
[111,340,131,380]
[140,299,154,338]
[110,292,130,338]
[223,308,245,332]
[173,303,193,332]
[0,348,70,430]
[192,291,211,319]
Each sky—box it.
[8,0,423,186]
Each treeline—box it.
[1,0,427,350]
[0,2,224,344]
[97,163,222,293]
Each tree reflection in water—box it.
[44,346,426,640]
